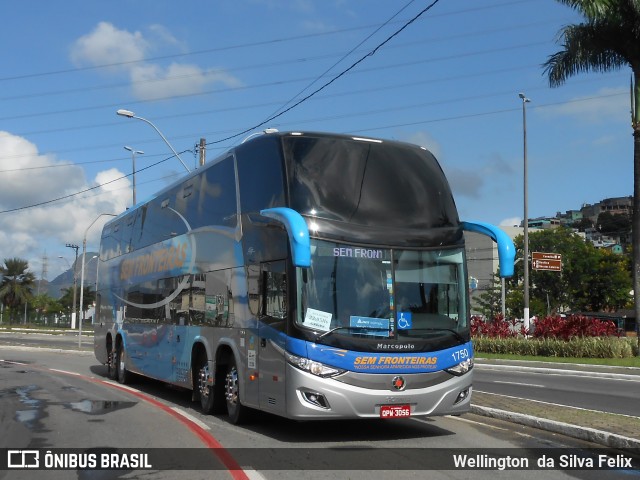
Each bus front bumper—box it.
[284,364,472,419]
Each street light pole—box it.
[116,109,190,173]
[519,92,531,333]
[79,213,117,348]
[124,146,144,206]
[65,243,79,329]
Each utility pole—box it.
[65,243,79,329]
[199,138,206,167]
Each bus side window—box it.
[262,261,286,330]
[247,264,261,317]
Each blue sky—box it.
[0,0,632,280]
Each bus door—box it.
[257,261,288,416]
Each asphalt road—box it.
[474,365,640,417]
[1,334,638,479]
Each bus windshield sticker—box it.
[349,316,390,337]
[303,308,332,331]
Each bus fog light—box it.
[301,390,330,409]
[455,387,471,404]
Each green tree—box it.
[543,0,640,351]
[474,274,503,319]
[571,217,594,232]
[32,293,65,323]
[508,228,631,316]
[59,286,75,317]
[576,250,632,311]
[596,211,631,236]
[0,258,36,324]
[79,286,96,322]
[59,285,95,321]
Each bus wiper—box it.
[316,326,389,341]
[400,328,466,343]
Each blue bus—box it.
[94,131,514,423]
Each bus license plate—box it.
[380,405,411,418]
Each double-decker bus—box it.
[94,131,514,423]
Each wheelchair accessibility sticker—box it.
[397,312,412,330]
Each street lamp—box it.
[63,243,79,329]
[116,109,190,173]
[124,146,143,206]
[79,213,117,348]
[519,92,531,333]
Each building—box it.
[464,226,530,316]
[525,217,561,229]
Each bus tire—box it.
[197,355,225,415]
[115,342,130,385]
[107,347,117,380]
[225,357,249,424]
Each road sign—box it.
[532,252,562,271]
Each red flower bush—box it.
[471,315,619,340]
[471,316,524,338]
[530,315,618,340]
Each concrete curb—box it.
[471,405,640,450]
[475,363,640,380]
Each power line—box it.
[0,0,535,84]
[263,0,419,121]
[0,18,556,105]
[0,78,627,167]
[206,0,444,146]
[1,2,444,213]
[0,38,552,123]
[0,151,187,214]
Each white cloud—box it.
[404,131,443,160]
[0,132,84,208]
[147,24,184,50]
[500,217,522,227]
[543,87,628,123]
[130,63,242,101]
[70,22,242,101]
[0,132,130,274]
[70,22,148,68]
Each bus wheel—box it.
[115,343,130,385]
[225,357,249,424]
[107,347,117,380]
[197,356,224,414]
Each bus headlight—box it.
[285,352,346,378]
[445,358,474,376]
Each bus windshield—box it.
[296,239,468,343]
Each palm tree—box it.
[0,258,36,324]
[543,0,640,353]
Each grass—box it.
[476,352,640,368]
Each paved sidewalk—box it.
[472,359,640,450]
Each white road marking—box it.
[170,407,211,430]
[492,380,544,388]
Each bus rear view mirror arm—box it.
[462,221,515,277]
[260,207,311,268]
